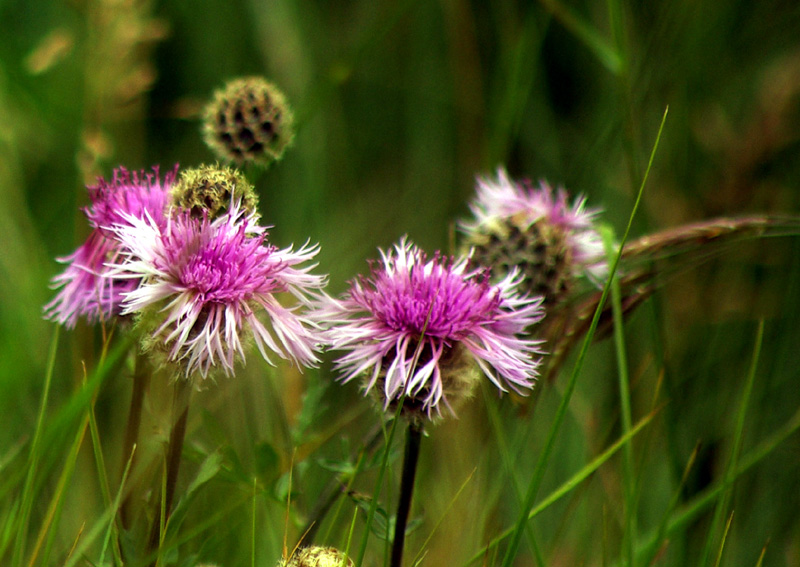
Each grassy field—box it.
[2,1,800,566]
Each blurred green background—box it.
[2,0,800,566]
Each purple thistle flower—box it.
[315,237,544,416]
[107,203,326,379]
[463,168,606,280]
[460,168,607,308]
[44,166,176,327]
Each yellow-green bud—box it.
[170,164,258,219]
[278,546,354,567]
[202,77,295,167]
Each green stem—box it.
[391,422,423,567]
[147,379,192,566]
[119,354,150,530]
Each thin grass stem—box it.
[26,414,88,567]
[467,409,657,566]
[11,327,59,567]
[302,423,384,544]
[700,321,764,567]
[602,225,637,567]
[355,410,404,567]
[498,106,669,567]
[633,392,800,565]
[482,385,545,565]
[410,467,476,566]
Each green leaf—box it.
[185,450,224,498]
[254,442,280,480]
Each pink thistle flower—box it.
[44,166,176,327]
[315,237,544,417]
[108,204,326,379]
[460,168,606,305]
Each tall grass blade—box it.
[99,444,135,567]
[635,395,800,563]
[639,442,701,567]
[498,106,669,567]
[11,326,59,567]
[482,385,543,565]
[63,445,135,567]
[602,225,637,567]
[86,366,123,566]
[700,321,764,567]
[754,543,768,567]
[538,0,623,74]
[28,414,89,567]
[355,409,403,567]
[468,408,657,566]
[713,511,735,567]
[410,467,476,567]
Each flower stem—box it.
[147,378,192,565]
[119,353,150,530]
[391,422,423,567]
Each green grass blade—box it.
[99,444,135,567]
[700,321,764,567]
[538,0,623,74]
[482,385,544,565]
[86,371,123,566]
[321,442,371,545]
[713,511,735,567]
[410,467,476,567]
[342,506,359,566]
[635,393,800,564]
[754,543,768,567]
[32,414,89,567]
[601,224,637,567]
[639,442,701,567]
[355,410,403,567]
[36,337,132,475]
[11,326,59,567]
[498,106,669,567]
[252,477,257,567]
[63,445,135,567]
[468,409,657,566]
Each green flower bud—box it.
[170,164,258,220]
[279,546,354,567]
[203,77,295,167]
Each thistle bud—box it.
[203,77,294,167]
[278,546,354,567]
[460,169,606,308]
[170,164,258,219]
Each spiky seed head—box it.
[278,546,354,567]
[202,77,295,167]
[170,164,258,220]
[466,218,575,308]
[460,170,606,309]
